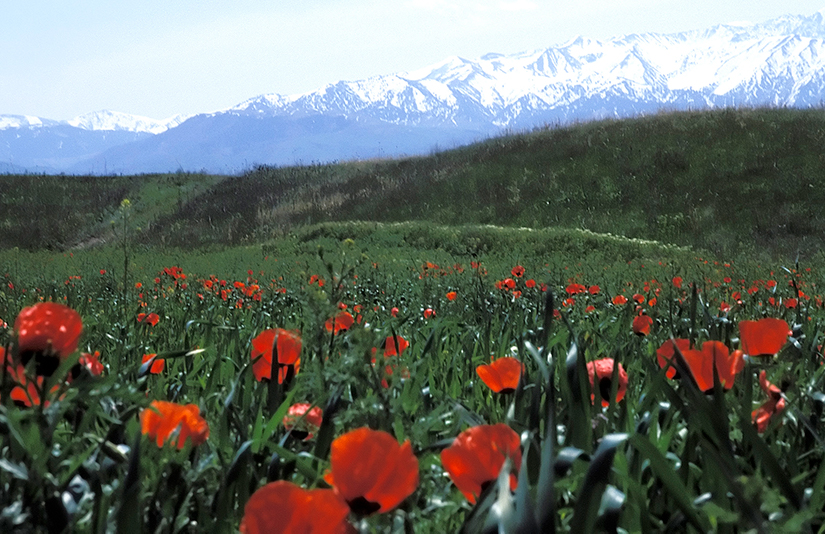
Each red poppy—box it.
[140,400,209,449]
[587,358,628,407]
[588,285,601,295]
[375,335,410,358]
[632,314,653,336]
[672,276,683,289]
[503,278,516,290]
[752,370,785,433]
[680,341,744,392]
[250,329,302,383]
[283,403,324,440]
[565,283,586,295]
[137,312,160,326]
[74,351,104,378]
[476,357,524,394]
[511,265,525,278]
[440,423,522,504]
[739,318,790,357]
[240,481,352,534]
[446,291,457,301]
[325,311,354,334]
[324,427,419,515]
[14,302,83,376]
[656,338,691,379]
[525,279,536,288]
[390,307,399,318]
[142,353,165,374]
[2,350,47,407]
[612,295,628,305]
[423,308,435,319]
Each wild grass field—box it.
[2,108,825,533]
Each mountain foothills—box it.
[2,107,825,261]
[3,9,825,174]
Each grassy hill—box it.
[3,107,825,259]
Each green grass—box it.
[4,107,825,258]
[1,228,824,532]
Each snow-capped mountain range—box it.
[3,7,825,174]
[0,110,187,134]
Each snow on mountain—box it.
[66,110,190,134]
[0,110,190,134]
[210,7,825,130]
[4,7,825,174]
[0,115,61,129]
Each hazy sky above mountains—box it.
[3,1,824,121]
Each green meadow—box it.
[1,108,825,533]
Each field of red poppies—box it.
[1,230,824,533]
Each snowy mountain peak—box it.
[5,6,825,175]
[0,114,60,130]
[66,110,187,134]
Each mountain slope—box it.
[3,107,825,259]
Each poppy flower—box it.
[752,370,785,433]
[440,423,522,504]
[71,351,104,380]
[142,353,165,374]
[739,318,790,357]
[446,291,457,301]
[680,341,744,392]
[672,276,683,289]
[250,329,302,383]
[587,358,628,407]
[511,265,525,278]
[240,481,352,534]
[375,335,409,358]
[475,357,524,394]
[324,427,418,515]
[140,400,209,449]
[612,295,628,305]
[137,312,160,326]
[325,311,354,334]
[2,350,45,408]
[283,403,324,440]
[632,315,653,336]
[14,302,83,377]
[565,283,586,295]
[423,308,435,319]
[390,307,399,318]
[656,338,691,379]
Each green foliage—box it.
[1,230,825,532]
[4,108,825,259]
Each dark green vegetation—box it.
[1,232,824,532]
[3,107,825,259]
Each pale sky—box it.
[3,1,824,121]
